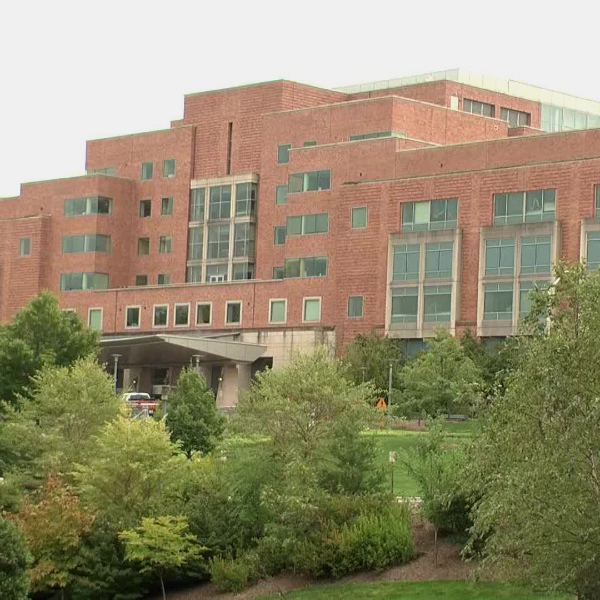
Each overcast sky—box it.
[1,0,599,197]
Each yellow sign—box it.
[377,398,387,409]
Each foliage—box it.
[400,329,482,417]
[468,263,600,599]
[165,368,225,458]
[209,553,258,593]
[0,514,31,600]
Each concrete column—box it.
[236,362,252,399]
[123,367,141,392]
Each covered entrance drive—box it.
[99,334,267,408]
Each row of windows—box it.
[187,263,255,284]
[485,236,551,275]
[189,184,257,222]
[462,99,531,127]
[141,159,176,180]
[138,236,172,256]
[135,274,171,286]
[274,208,366,243]
[272,256,328,280]
[64,196,112,217]
[140,197,173,217]
[62,234,111,254]
[393,242,453,281]
[60,272,109,291]
[186,223,256,261]
[86,166,115,176]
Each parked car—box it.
[122,392,160,417]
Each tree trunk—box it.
[160,573,166,600]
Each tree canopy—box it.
[0,514,31,600]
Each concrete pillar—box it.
[236,362,252,399]
[139,367,153,395]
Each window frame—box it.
[163,158,176,178]
[140,199,152,218]
[391,287,419,323]
[302,296,322,323]
[351,206,368,229]
[141,161,154,180]
[587,230,600,271]
[483,283,514,321]
[268,298,287,324]
[159,235,172,254]
[485,238,515,276]
[273,225,286,245]
[225,301,242,326]
[392,244,420,281]
[138,237,150,256]
[135,275,148,286]
[87,307,103,331]
[423,285,452,323]
[152,304,169,329]
[157,273,171,285]
[161,197,174,216]
[401,198,458,232]
[208,185,232,220]
[195,302,212,327]
[207,223,230,259]
[174,302,191,327]
[277,143,291,164]
[19,237,31,257]
[347,295,364,319]
[190,188,205,222]
[276,184,288,205]
[125,305,141,329]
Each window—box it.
[235,183,257,217]
[425,242,453,279]
[207,264,228,282]
[187,266,202,283]
[159,235,172,254]
[350,131,397,141]
[500,107,531,127]
[273,266,284,279]
[277,143,291,164]
[519,281,548,319]
[303,297,321,322]
[140,199,151,217]
[352,206,367,229]
[521,236,551,274]
[196,303,211,326]
[88,308,102,331]
[209,185,231,219]
[163,159,175,178]
[303,140,317,147]
[284,257,327,278]
[158,273,170,285]
[485,239,514,276]
[153,305,168,327]
[208,224,230,259]
[288,170,331,193]
[596,185,600,218]
[225,301,242,325]
[188,227,203,260]
[174,303,190,326]
[402,199,458,231]
[87,166,115,176]
[484,283,513,320]
[64,196,112,216]
[161,197,174,215]
[126,306,140,328]
[286,213,328,236]
[493,189,556,225]
[138,238,150,256]
[19,238,30,256]
[141,161,154,180]
[60,272,109,291]
[234,223,255,258]
[391,287,418,323]
[232,263,254,280]
[273,226,286,245]
[402,338,427,358]
[135,275,148,286]
[424,285,451,322]
[62,234,111,253]
[393,244,420,281]
[347,295,363,318]
[190,188,205,222]
[226,122,233,174]
[463,98,495,117]
[269,299,287,323]
[587,231,600,271]
[276,185,288,205]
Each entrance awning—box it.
[99,334,266,367]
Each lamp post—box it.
[361,366,367,384]
[192,354,202,373]
[388,361,393,406]
[111,354,122,395]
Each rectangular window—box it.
[587,231,600,271]
[196,303,212,326]
[188,226,203,260]
[235,183,257,217]
[126,306,140,329]
[60,272,109,291]
[207,224,230,259]
[283,257,327,278]
[138,238,150,256]
[493,189,556,225]
[233,263,254,280]
[402,199,458,231]
[500,107,531,127]
[62,234,111,254]
[269,299,287,323]
[88,308,102,331]
[351,206,367,229]
[135,275,148,286]
[521,235,551,274]
[463,98,495,118]
[519,281,548,320]
[303,297,321,322]
[190,188,205,222]
[485,239,514,276]
[277,143,291,164]
[393,244,420,281]
[153,305,168,327]
[209,185,231,220]
[391,287,418,323]
[288,170,331,193]
[163,159,175,178]
[174,303,190,326]
[226,301,242,325]
[350,131,396,141]
[141,161,154,180]
[64,196,112,216]
[276,185,288,205]
[159,235,172,254]
[595,186,600,218]
[286,213,328,236]
[19,238,30,256]
[484,283,513,321]
[424,285,452,322]
[140,199,151,217]
[86,166,115,176]
[303,140,317,147]
[273,226,286,245]
[347,295,364,318]
[187,266,202,283]
[273,266,284,279]
[207,264,228,282]
[157,273,170,285]
[161,197,174,215]
[234,223,255,258]
[425,242,453,279]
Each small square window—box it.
[351,207,367,229]
[88,308,102,331]
[174,303,190,326]
[226,301,242,325]
[161,197,174,215]
[347,295,364,318]
[140,199,151,217]
[159,236,172,254]
[138,238,150,256]
[269,299,287,323]
[196,303,211,326]
[19,238,31,256]
[163,159,175,178]
[303,297,321,322]
[273,266,284,280]
[141,161,153,180]
[277,143,291,164]
[126,306,140,328]
[135,275,148,286]
[303,140,317,147]
[158,273,170,285]
[274,226,286,245]
[276,185,288,205]
[153,305,168,327]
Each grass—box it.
[261,581,572,599]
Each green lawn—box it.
[261,581,572,599]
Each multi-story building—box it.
[4,69,600,406]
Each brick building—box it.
[4,69,600,406]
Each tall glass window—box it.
[64,196,112,217]
[391,288,418,323]
[188,227,203,260]
[425,242,453,279]
[493,189,556,225]
[235,183,257,217]
[485,239,514,276]
[190,188,205,222]
[233,223,255,258]
[402,199,458,231]
[207,224,230,259]
[209,185,231,219]
[393,244,420,281]
[521,236,551,274]
[424,285,451,322]
[60,272,109,291]
[519,281,548,320]
[288,170,331,193]
[62,235,111,253]
[587,231,600,271]
[484,283,513,321]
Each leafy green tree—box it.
[119,516,203,600]
[400,329,481,417]
[0,292,98,409]
[165,369,224,458]
[468,263,600,599]
[0,514,31,600]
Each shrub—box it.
[209,554,257,593]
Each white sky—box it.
[1,0,599,197]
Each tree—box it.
[468,263,600,599]
[0,515,31,600]
[119,516,203,600]
[400,329,481,417]
[0,292,98,409]
[165,369,224,458]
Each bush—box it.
[209,554,257,593]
